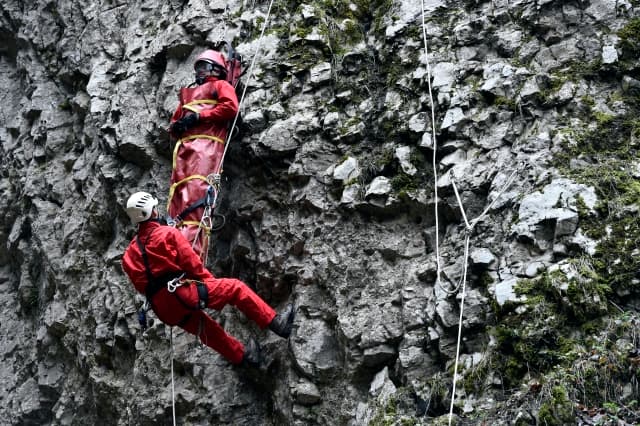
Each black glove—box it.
[170,113,199,136]
[169,120,185,136]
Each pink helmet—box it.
[194,50,228,83]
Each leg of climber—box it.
[205,277,295,338]
[180,311,245,364]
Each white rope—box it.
[170,327,177,426]
[419,5,460,422]
[421,0,442,289]
[448,231,471,423]
[218,0,275,172]
[419,5,523,421]
[446,169,519,424]
[451,178,471,230]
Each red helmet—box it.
[194,50,228,83]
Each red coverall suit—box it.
[122,220,276,364]
[167,76,239,253]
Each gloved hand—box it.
[169,113,199,136]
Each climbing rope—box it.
[420,1,524,423]
[170,328,177,426]
[421,0,442,291]
[446,169,519,424]
[218,0,275,172]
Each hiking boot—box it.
[241,338,261,368]
[269,303,295,338]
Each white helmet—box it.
[125,192,158,223]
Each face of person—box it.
[195,61,214,79]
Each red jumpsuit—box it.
[122,220,276,364]
[167,76,239,255]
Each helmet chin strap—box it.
[195,72,222,85]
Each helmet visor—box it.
[195,61,214,73]
[195,60,225,79]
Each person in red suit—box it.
[166,49,240,255]
[122,192,294,367]
[168,49,238,140]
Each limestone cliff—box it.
[1,0,639,425]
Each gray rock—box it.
[333,157,360,182]
[395,146,417,176]
[492,277,526,306]
[512,178,597,243]
[440,149,466,167]
[408,112,429,133]
[470,248,496,267]
[601,45,618,64]
[243,109,267,131]
[432,62,456,88]
[259,118,300,153]
[525,261,546,277]
[441,107,466,130]
[369,367,397,406]
[44,300,68,337]
[340,184,361,205]
[291,318,340,381]
[309,62,332,87]
[365,176,391,198]
[294,380,322,406]
[420,132,434,149]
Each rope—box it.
[448,231,471,422]
[170,327,177,426]
[218,0,275,173]
[446,169,519,424]
[420,2,523,422]
[421,0,442,290]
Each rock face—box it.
[1,1,639,425]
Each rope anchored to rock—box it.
[420,0,522,423]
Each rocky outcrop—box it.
[1,0,639,425]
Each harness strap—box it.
[169,185,217,226]
[136,236,163,299]
[167,175,210,208]
[135,232,209,326]
[172,135,225,170]
[172,196,207,224]
[196,282,209,308]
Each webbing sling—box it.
[171,196,207,225]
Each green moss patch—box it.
[617,18,640,60]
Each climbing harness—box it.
[135,233,209,326]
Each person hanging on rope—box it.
[166,49,240,258]
[121,192,295,367]
[168,49,238,141]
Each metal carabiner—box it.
[167,275,185,293]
